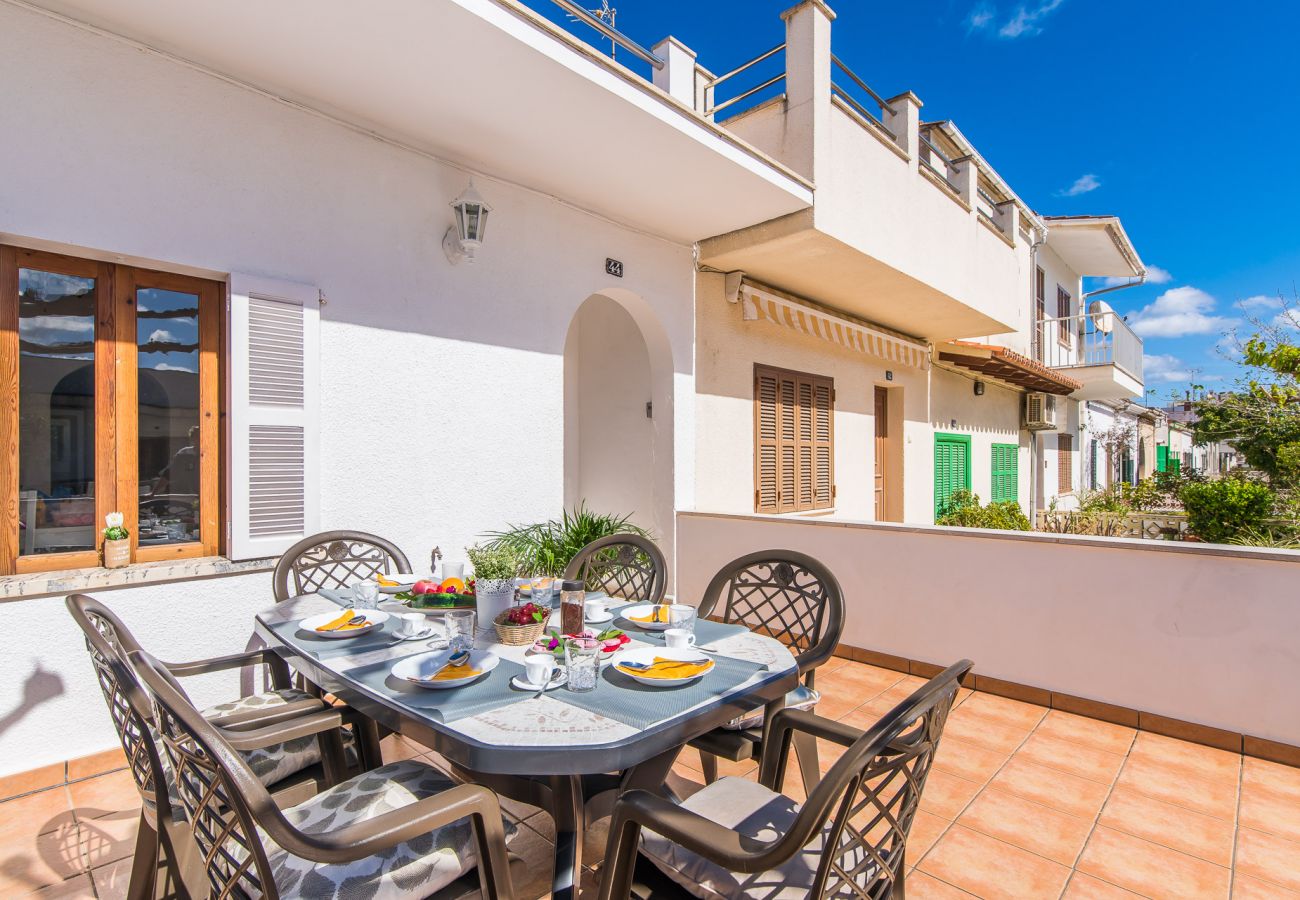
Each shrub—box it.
[937,490,1031,531]
[483,502,650,576]
[1179,477,1274,544]
[465,544,519,582]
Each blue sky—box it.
[532,0,1300,400]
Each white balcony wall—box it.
[0,3,697,774]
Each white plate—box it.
[377,574,432,594]
[618,604,674,631]
[391,649,499,689]
[609,646,715,687]
[585,610,614,625]
[511,671,568,692]
[299,608,390,640]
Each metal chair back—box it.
[272,530,412,601]
[563,533,666,604]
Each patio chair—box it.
[132,648,518,900]
[563,533,667,604]
[272,530,414,601]
[66,593,354,900]
[688,550,844,790]
[597,660,973,900]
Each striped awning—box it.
[731,278,930,371]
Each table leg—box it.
[549,774,585,900]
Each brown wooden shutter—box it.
[1056,286,1072,346]
[754,365,835,513]
[1058,433,1074,494]
[754,370,779,513]
[812,378,834,508]
[777,374,797,512]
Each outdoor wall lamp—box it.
[443,179,492,264]
[974,380,986,396]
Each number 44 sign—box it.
[605,258,624,278]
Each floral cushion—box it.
[202,689,328,787]
[258,760,510,900]
[640,776,872,900]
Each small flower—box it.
[105,512,124,529]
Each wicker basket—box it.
[494,608,551,646]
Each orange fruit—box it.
[439,577,466,594]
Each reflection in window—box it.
[137,288,201,546]
[18,269,97,555]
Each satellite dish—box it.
[1088,298,1115,334]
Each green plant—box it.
[1078,487,1132,516]
[937,490,1030,531]
[1179,476,1275,544]
[465,544,519,582]
[102,511,129,542]
[1227,527,1300,549]
[483,502,651,576]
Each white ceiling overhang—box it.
[23,0,813,244]
[1044,217,1145,279]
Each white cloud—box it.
[20,315,93,334]
[1098,264,1171,289]
[1143,354,1194,383]
[1056,173,1100,197]
[966,2,995,30]
[1129,286,1237,338]
[153,363,195,373]
[147,329,179,344]
[1239,294,1282,311]
[1273,309,1300,329]
[998,0,1066,37]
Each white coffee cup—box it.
[398,612,425,637]
[524,654,556,687]
[585,598,605,620]
[664,628,696,649]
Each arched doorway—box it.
[563,291,673,564]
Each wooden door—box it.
[874,387,888,519]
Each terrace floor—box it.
[3,657,1298,898]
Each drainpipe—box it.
[1083,272,1147,299]
[1027,222,1047,519]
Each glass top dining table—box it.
[254,591,800,900]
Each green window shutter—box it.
[934,433,972,518]
[1156,444,1169,473]
[990,443,1018,504]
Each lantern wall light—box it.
[443,179,492,265]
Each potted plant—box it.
[466,544,519,625]
[102,512,130,569]
[482,503,650,576]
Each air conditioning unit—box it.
[1024,392,1058,431]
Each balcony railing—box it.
[1036,311,1143,382]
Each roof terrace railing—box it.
[829,54,891,133]
[547,0,665,70]
[704,42,787,118]
[1038,312,1144,383]
[917,131,959,191]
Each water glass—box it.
[565,639,602,693]
[351,580,380,610]
[445,609,476,653]
[531,575,554,607]
[668,603,697,633]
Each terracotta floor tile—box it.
[1239,782,1300,844]
[0,763,65,804]
[1037,711,1136,757]
[73,809,140,871]
[1016,732,1127,785]
[839,696,908,731]
[988,757,1112,820]
[66,771,140,819]
[1077,825,1231,899]
[957,787,1094,865]
[1235,827,1300,893]
[66,747,128,782]
[1242,757,1300,805]
[0,819,87,897]
[25,873,96,898]
[933,737,1010,784]
[818,664,907,701]
[917,769,983,820]
[1115,755,1239,821]
[906,810,952,864]
[816,690,869,721]
[1130,732,1242,785]
[905,870,978,898]
[918,824,1072,899]
[1098,786,1235,867]
[961,693,1049,731]
[1062,873,1147,899]
[943,707,1035,755]
[0,787,76,841]
[89,857,132,900]
[1232,873,1300,899]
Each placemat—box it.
[550,652,767,730]
[343,654,530,724]
[261,614,413,662]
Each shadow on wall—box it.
[0,663,64,739]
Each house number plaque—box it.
[605,258,624,278]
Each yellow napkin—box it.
[317,610,369,632]
[426,663,482,681]
[375,573,399,587]
[617,656,712,680]
[629,606,669,624]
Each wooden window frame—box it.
[1058,433,1074,495]
[1,245,223,576]
[1056,285,1073,348]
[753,364,835,515]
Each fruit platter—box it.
[529,627,630,657]
[395,577,477,612]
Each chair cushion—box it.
[260,760,506,900]
[202,689,328,787]
[722,683,820,731]
[640,776,872,900]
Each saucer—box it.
[585,610,614,625]
[392,626,440,643]
[511,672,568,692]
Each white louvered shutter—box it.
[228,274,320,560]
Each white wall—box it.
[929,367,1029,515]
[0,3,698,773]
[677,511,1300,748]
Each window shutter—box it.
[754,371,779,513]
[991,443,1018,504]
[796,378,814,509]
[1058,434,1074,494]
[228,274,320,560]
[811,378,833,508]
[777,374,797,513]
[934,434,971,518]
[1156,443,1168,473]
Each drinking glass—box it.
[531,575,554,607]
[445,609,476,653]
[565,639,601,693]
[352,580,380,610]
[668,603,697,633]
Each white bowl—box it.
[299,608,390,640]
[391,649,499,690]
[609,646,714,687]
[618,604,674,631]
